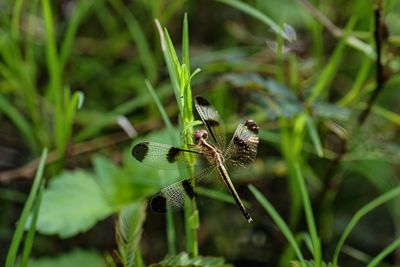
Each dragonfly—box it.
[132,96,259,223]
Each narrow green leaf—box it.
[216,0,289,40]
[249,185,305,264]
[332,186,400,267]
[294,164,321,267]
[305,114,324,157]
[20,183,45,267]
[5,148,48,267]
[308,16,358,103]
[144,80,177,146]
[367,237,400,267]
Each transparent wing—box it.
[132,142,204,170]
[225,120,259,168]
[195,96,226,149]
[150,166,217,212]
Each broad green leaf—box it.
[27,250,106,267]
[34,170,113,238]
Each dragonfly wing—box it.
[132,142,203,170]
[225,120,259,168]
[150,166,216,212]
[195,96,226,149]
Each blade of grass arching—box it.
[294,163,321,267]
[249,185,305,264]
[5,148,48,267]
[332,186,400,267]
[367,237,400,267]
[0,95,38,153]
[109,0,157,82]
[19,183,44,267]
[338,55,373,106]
[308,15,358,104]
[216,0,289,40]
[304,114,324,157]
[60,0,92,69]
[144,80,177,144]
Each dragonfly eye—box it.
[194,129,208,141]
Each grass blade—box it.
[19,183,45,267]
[5,148,48,267]
[144,80,177,145]
[305,114,324,157]
[249,185,305,264]
[294,163,321,267]
[332,186,400,267]
[367,237,400,267]
[216,0,289,40]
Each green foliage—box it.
[150,252,232,267]
[32,170,113,238]
[27,250,107,267]
[2,0,400,266]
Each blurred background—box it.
[1,0,400,266]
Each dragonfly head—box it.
[194,129,208,142]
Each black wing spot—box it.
[182,179,196,199]
[150,194,167,213]
[166,147,181,163]
[245,120,259,133]
[132,142,149,162]
[233,136,250,150]
[205,119,219,127]
[195,96,211,106]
